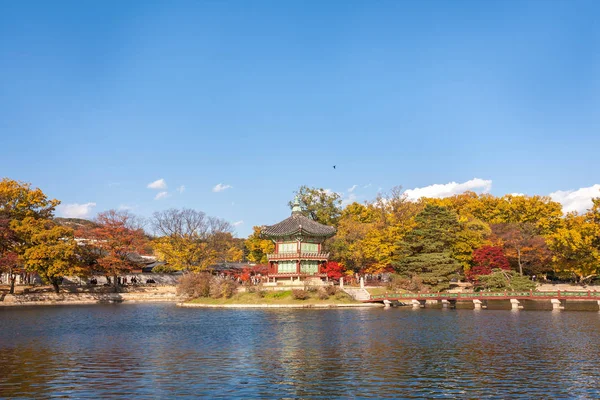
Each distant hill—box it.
[54,217,99,230]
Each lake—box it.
[1,303,599,398]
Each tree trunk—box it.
[51,278,60,294]
[113,274,119,293]
[517,248,523,276]
[8,267,16,295]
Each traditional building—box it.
[261,198,336,282]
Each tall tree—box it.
[290,186,342,226]
[393,205,461,291]
[90,210,147,291]
[0,178,60,293]
[547,212,600,283]
[492,223,552,276]
[151,208,236,271]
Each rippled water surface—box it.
[1,304,599,398]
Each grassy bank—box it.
[188,290,359,305]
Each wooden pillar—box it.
[296,259,300,275]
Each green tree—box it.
[477,268,536,291]
[290,186,342,226]
[393,205,461,291]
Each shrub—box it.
[317,288,329,300]
[209,277,238,299]
[292,289,309,300]
[326,285,338,296]
[151,264,177,274]
[304,284,318,293]
[265,290,289,299]
[177,273,212,299]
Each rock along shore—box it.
[0,290,181,307]
[177,302,384,309]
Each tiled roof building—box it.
[261,197,336,282]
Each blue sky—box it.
[1,0,599,237]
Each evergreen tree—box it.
[393,204,461,291]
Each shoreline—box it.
[177,302,383,309]
[0,291,181,307]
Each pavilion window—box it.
[300,242,318,253]
[279,242,297,253]
[278,261,296,273]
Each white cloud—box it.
[509,193,525,197]
[118,204,136,211]
[404,178,492,200]
[233,220,244,227]
[212,183,232,192]
[57,202,97,218]
[550,184,600,214]
[363,184,372,189]
[155,191,169,200]
[147,178,167,190]
[177,185,185,193]
[348,184,358,193]
[342,193,358,206]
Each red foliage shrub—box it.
[324,261,345,280]
[467,246,510,281]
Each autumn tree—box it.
[0,178,60,293]
[466,246,510,281]
[151,208,236,271]
[244,226,274,264]
[290,186,342,226]
[547,212,600,283]
[492,223,552,276]
[90,210,148,291]
[11,218,83,293]
[393,205,462,291]
[323,261,345,280]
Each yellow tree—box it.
[452,217,492,275]
[0,178,60,293]
[244,226,274,264]
[150,208,235,272]
[11,218,83,293]
[548,212,600,282]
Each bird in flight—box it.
[333,165,336,169]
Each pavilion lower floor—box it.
[267,259,327,282]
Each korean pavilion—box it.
[261,198,336,282]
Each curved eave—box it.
[261,228,336,239]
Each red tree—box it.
[323,261,345,280]
[88,210,148,292]
[467,246,510,281]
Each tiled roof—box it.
[261,213,336,238]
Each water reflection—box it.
[1,305,600,398]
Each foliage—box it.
[292,289,309,300]
[386,274,425,292]
[11,218,84,293]
[87,210,148,291]
[323,261,345,280]
[477,269,536,291]
[452,218,491,273]
[466,246,510,281]
[177,272,212,298]
[393,205,462,291]
[151,264,177,273]
[151,208,237,271]
[547,213,600,282]
[209,277,238,299]
[290,186,342,226]
[244,226,274,264]
[492,223,552,276]
[0,178,61,293]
